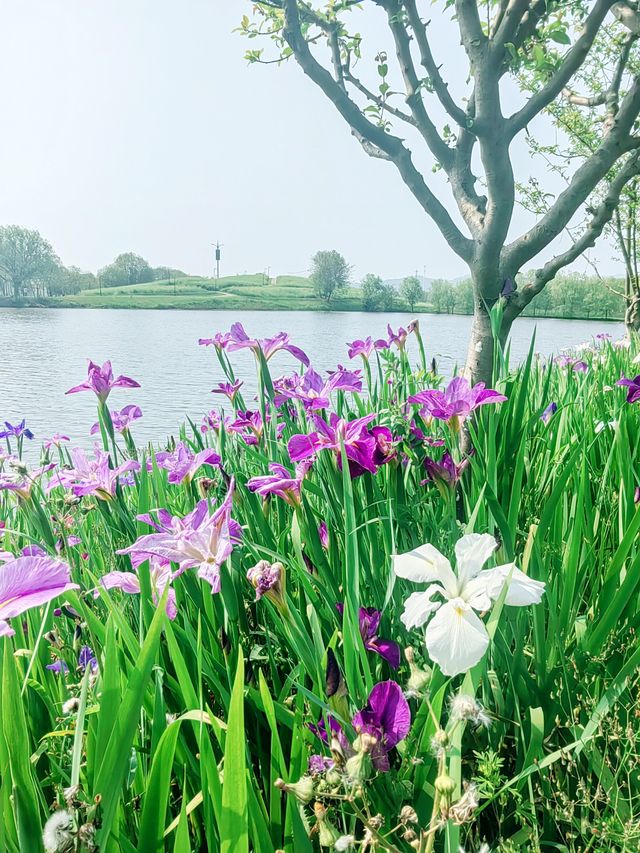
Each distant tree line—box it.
[0,225,185,302]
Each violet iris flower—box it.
[211,380,244,403]
[200,410,224,433]
[422,451,468,491]
[96,557,177,619]
[347,337,389,360]
[318,521,329,549]
[247,460,312,506]
[617,374,640,403]
[0,419,34,440]
[0,555,79,637]
[66,360,140,402]
[227,410,268,445]
[540,402,558,424]
[288,413,379,477]
[48,448,140,500]
[119,481,239,593]
[352,681,411,771]
[90,405,142,436]
[155,442,221,485]
[78,646,98,672]
[408,376,507,429]
[336,604,401,669]
[198,331,233,350]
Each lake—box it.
[0,308,624,448]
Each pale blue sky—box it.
[0,1,622,280]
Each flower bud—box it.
[275,775,315,804]
[247,560,286,611]
[399,805,419,825]
[435,773,456,798]
[314,803,341,848]
[345,748,373,784]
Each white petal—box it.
[461,576,492,612]
[425,598,489,676]
[400,587,443,630]
[393,543,456,589]
[455,533,498,584]
[480,563,545,606]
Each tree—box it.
[310,249,350,303]
[454,279,474,315]
[362,273,384,310]
[244,1,640,382]
[0,225,59,302]
[400,275,424,311]
[98,253,154,288]
[429,279,456,314]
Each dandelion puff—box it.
[43,810,74,853]
[335,835,356,851]
[62,697,80,715]
[449,694,491,728]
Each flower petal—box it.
[393,544,456,588]
[425,598,490,677]
[400,587,443,630]
[479,563,546,606]
[455,533,497,584]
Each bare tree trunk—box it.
[626,293,640,332]
[463,301,513,385]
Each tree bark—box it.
[625,292,640,332]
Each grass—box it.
[1,316,640,851]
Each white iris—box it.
[393,533,545,677]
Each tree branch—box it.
[507,0,616,136]
[281,0,473,261]
[454,0,487,65]
[505,149,640,318]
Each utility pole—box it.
[212,241,222,286]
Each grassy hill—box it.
[56,274,373,312]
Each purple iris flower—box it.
[336,604,401,669]
[247,460,312,506]
[90,405,142,436]
[421,451,468,490]
[352,681,411,771]
[308,755,335,776]
[0,555,79,637]
[596,333,612,341]
[540,402,558,424]
[274,367,362,410]
[347,337,389,360]
[46,659,70,675]
[96,558,177,619]
[288,413,378,477]
[211,380,244,404]
[318,521,329,549]
[78,645,98,672]
[66,360,140,403]
[387,324,410,351]
[500,277,516,298]
[617,375,640,403]
[48,448,140,500]
[207,323,310,365]
[408,376,507,428]
[200,410,224,433]
[155,442,221,485]
[572,360,588,373]
[227,410,266,445]
[0,420,34,440]
[119,481,239,593]
[371,426,396,467]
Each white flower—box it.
[393,533,545,677]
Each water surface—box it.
[0,308,624,447]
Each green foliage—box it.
[98,253,154,288]
[361,273,395,311]
[309,249,351,304]
[400,275,424,311]
[0,225,60,302]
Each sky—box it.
[0,0,624,282]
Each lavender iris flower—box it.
[227,410,266,445]
[336,604,401,669]
[387,324,409,351]
[347,337,389,360]
[96,558,177,619]
[198,332,233,350]
[155,442,221,485]
[247,460,312,506]
[48,448,140,500]
[0,555,79,637]
[119,481,239,593]
[66,360,140,403]
[0,419,34,440]
[409,376,507,429]
[203,323,309,365]
[288,413,379,477]
[46,659,70,675]
[351,681,411,771]
[78,646,98,672]
[617,374,640,403]
[540,402,558,424]
[43,434,70,450]
[90,405,142,436]
[0,461,56,499]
